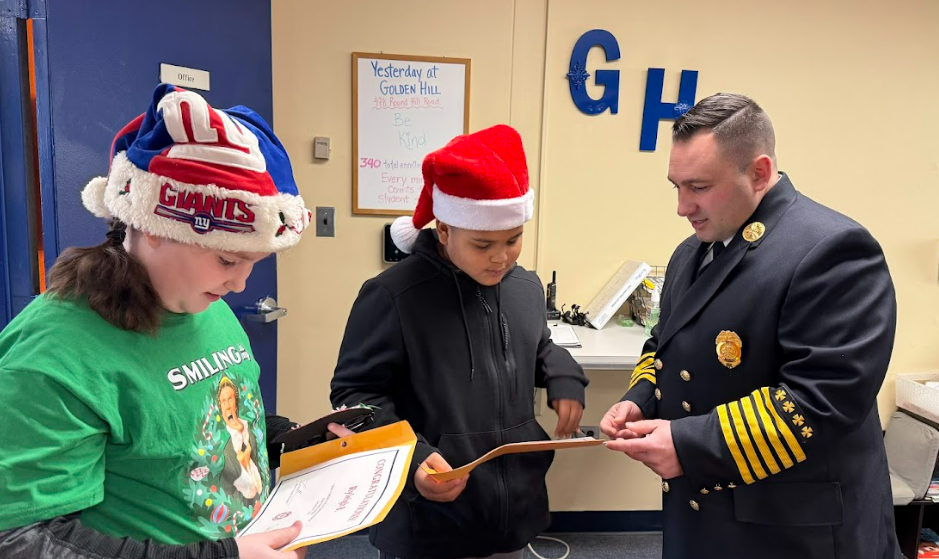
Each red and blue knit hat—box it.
[82,83,310,253]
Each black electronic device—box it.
[546,270,561,320]
[383,223,407,263]
[547,271,558,311]
[272,406,377,453]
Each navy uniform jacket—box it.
[623,175,900,559]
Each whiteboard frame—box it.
[352,52,471,216]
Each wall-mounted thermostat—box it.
[313,137,330,160]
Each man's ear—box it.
[750,154,774,193]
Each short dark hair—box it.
[672,92,776,170]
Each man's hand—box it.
[550,399,584,438]
[236,521,305,559]
[604,420,683,479]
[414,452,469,502]
[600,401,645,439]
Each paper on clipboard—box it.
[425,437,604,482]
[238,421,416,551]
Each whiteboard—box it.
[353,53,470,215]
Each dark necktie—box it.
[710,241,725,263]
[695,242,725,280]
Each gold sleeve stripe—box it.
[729,401,768,482]
[717,404,755,485]
[741,396,781,475]
[752,389,794,469]
[627,352,657,392]
[760,387,806,463]
[629,365,654,381]
[628,373,656,390]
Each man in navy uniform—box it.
[601,92,900,559]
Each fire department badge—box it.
[742,222,765,242]
[715,330,742,369]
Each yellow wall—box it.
[273,0,547,418]
[274,0,939,512]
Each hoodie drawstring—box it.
[451,268,476,380]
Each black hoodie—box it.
[331,229,587,559]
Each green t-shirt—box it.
[0,294,271,544]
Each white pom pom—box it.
[81,176,112,218]
[390,215,420,254]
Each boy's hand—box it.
[550,399,584,438]
[414,452,468,502]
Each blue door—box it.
[0,0,282,410]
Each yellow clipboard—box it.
[280,420,416,476]
[249,421,416,550]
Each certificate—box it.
[238,421,416,550]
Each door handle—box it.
[243,297,287,323]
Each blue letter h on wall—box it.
[640,69,698,151]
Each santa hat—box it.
[390,124,533,253]
[82,83,310,253]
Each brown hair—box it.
[672,92,776,171]
[46,220,163,334]
[216,376,240,408]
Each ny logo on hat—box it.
[157,90,266,173]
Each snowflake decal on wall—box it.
[566,62,591,87]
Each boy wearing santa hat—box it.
[331,124,588,559]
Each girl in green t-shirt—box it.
[0,84,348,559]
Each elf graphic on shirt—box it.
[216,376,264,501]
[184,374,270,538]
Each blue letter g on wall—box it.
[568,29,620,115]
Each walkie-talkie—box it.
[546,271,561,320]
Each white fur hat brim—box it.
[82,152,311,253]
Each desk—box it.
[552,323,648,371]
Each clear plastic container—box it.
[644,287,660,336]
[896,372,939,425]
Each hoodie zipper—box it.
[476,287,492,313]
[476,285,510,540]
